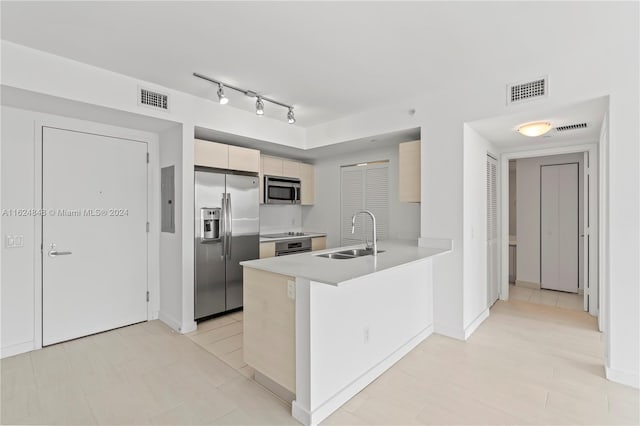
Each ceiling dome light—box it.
[287,108,295,124]
[217,84,229,105]
[517,121,552,137]
[256,97,264,116]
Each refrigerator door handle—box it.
[220,193,227,260]
[226,193,232,258]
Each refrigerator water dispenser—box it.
[201,207,221,241]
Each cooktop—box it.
[261,232,310,239]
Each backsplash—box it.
[260,205,302,233]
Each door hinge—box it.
[146,291,150,302]
[146,222,150,232]
[146,152,150,163]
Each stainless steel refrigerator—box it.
[194,169,259,320]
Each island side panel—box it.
[304,259,433,423]
[243,266,296,393]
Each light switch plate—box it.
[5,234,24,248]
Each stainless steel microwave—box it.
[264,175,301,204]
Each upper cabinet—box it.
[260,154,315,205]
[262,156,283,176]
[299,162,315,205]
[194,139,260,174]
[229,145,260,173]
[194,139,229,169]
[398,140,421,203]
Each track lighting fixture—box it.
[193,72,296,124]
[217,84,228,105]
[256,97,264,116]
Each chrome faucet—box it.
[351,210,377,256]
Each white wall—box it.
[1,107,37,356]
[301,144,420,249]
[515,153,584,289]
[158,124,184,331]
[0,106,161,357]
[462,125,498,332]
[260,205,302,233]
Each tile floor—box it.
[186,310,255,380]
[2,300,638,425]
[509,284,584,311]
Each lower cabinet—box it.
[243,267,296,393]
[311,236,327,251]
[260,242,275,259]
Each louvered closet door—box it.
[487,155,499,306]
[340,162,389,246]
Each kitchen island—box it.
[240,240,450,426]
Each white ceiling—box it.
[0,1,620,128]
[468,97,608,148]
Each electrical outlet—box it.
[363,326,370,344]
[287,280,295,300]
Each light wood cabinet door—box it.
[282,160,300,178]
[194,139,228,169]
[398,140,421,203]
[311,236,326,251]
[228,145,260,173]
[262,156,283,177]
[300,162,315,205]
[259,242,276,259]
[259,157,264,204]
[243,267,296,393]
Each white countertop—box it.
[241,239,450,286]
[259,232,327,243]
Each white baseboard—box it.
[419,237,453,250]
[434,322,465,341]
[606,366,640,389]
[464,308,490,340]
[293,325,433,426]
[180,320,197,334]
[158,312,182,332]
[0,340,34,359]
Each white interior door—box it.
[42,127,148,345]
[541,163,578,293]
[487,155,499,306]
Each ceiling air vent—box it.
[555,122,587,132]
[507,76,548,105]
[138,87,169,111]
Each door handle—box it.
[48,250,72,258]
[220,193,227,260]
[226,193,232,258]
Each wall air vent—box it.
[555,122,588,132]
[507,76,548,105]
[138,87,169,111]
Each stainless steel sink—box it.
[315,248,385,259]
[315,252,355,260]
[336,248,385,257]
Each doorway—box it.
[501,145,598,318]
[41,127,148,345]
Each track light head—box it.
[287,108,296,124]
[217,84,228,105]
[256,97,264,116]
